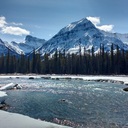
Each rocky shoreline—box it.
[0,100,9,110]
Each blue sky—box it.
[0,0,128,42]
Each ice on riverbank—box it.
[0,110,71,128]
[0,91,7,97]
[46,75,128,85]
[0,75,128,84]
[0,83,22,91]
[0,74,128,82]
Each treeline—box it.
[0,44,128,75]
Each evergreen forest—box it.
[0,44,128,75]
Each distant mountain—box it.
[0,17,128,56]
[0,39,10,55]
[38,18,128,55]
[3,35,46,55]
[101,31,128,45]
[0,39,19,56]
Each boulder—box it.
[123,87,128,92]
[29,77,34,79]
[14,84,22,89]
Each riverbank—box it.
[0,74,128,84]
[0,74,128,97]
[0,74,128,85]
[43,75,128,85]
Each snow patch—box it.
[0,91,7,97]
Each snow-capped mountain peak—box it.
[59,17,96,34]
[24,35,46,48]
[61,18,91,33]
[38,17,128,55]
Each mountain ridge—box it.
[0,35,46,55]
[0,17,128,56]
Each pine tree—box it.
[35,52,42,74]
[19,53,26,73]
[43,53,49,74]
[32,49,36,73]
[101,44,105,74]
[115,45,120,74]
[0,54,5,73]
[111,43,114,74]
[6,49,10,73]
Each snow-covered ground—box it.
[0,74,128,128]
[0,110,71,128]
[44,75,128,85]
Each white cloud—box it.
[0,16,7,28]
[97,25,114,32]
[0,16,30,36]
[86,16,100,26]
[2,26,30,36]
[86,16,114,32]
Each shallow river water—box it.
[1,77,128,128]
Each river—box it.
[1,77,128,127]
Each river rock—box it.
[14,84,22,89]
[0,100,9,110]
[29,77,34,79]
[123,87,128,92]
